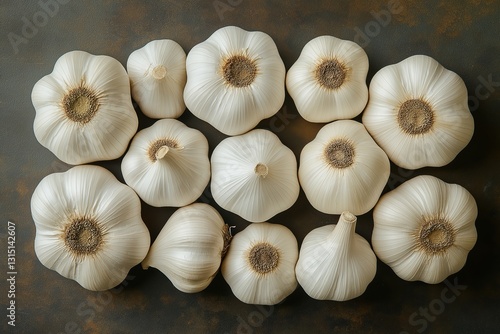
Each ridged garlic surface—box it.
[221,223,298,305]
[299,120,390,215]
[286,35,369,123]
[362,55,474,169]
[31,165,150,291]
[295,212,376,301]
[142,203,231,293]
[32,50,138,165]
[372,175,478,284]
[121,119,210,207]
[183,26,286,135]
[127,39,186,119]
[211,129,300,222]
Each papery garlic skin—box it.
[121,119,210,207]
[299,120,390,215]
[142,203,230,293]
[372,175,478,284]
[211,129,300,222]
[31,165,150,291]
[362,55,474,169]
[32,50,138,165]
[184,26,286,135]
[222,223,298,305]
[286,35,369,123]
[295,212,376,301]
[127,39,186,119]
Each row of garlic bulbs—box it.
[30,25,478,302]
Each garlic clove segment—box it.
[362,55,474,169]
[127,39,187,119]
[210,129,300,222]
[31,165,150,291]
[295,212,376,301]
[299,120,390,215]
[286,35,369,123]
[32,50,138,165]
[372,175,478,284]
[121,119,210,207]
[183,26,286,135]
[221,222,298,305]
[142,203,231,293]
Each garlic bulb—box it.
[127,39,186,119]
[299,120,390,215]
[32,50,138,165]
[121,119,210,207]
[286,35,369,123]
[142,203,231,293]
[372,175,478,284]
[362,55,474,169]
[183,26,286,135]
[295,212,376,301]
[30,165,150,291]
[210,129,300,222]
[221,222,298,305]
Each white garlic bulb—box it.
[299,120,390,215]
[121,119,210,207]
[183,26,286,135]
[221,222,298,305]
[30,165,150,291]
[372,175,478,284]
[32,50,138,165]
[362,55,474,169]
[210,129,300,222]
[286,35,369,122]
[142,203,231,293]
[127,39,187,119]
[295,212,376,301]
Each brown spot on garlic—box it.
[315,58,347,90]
[62,86,100,124]
[418,218,456,254]
[248,242,279,274]
[221,54,257,88]
[64,217,102,256]
[221,224,233,258]
[397,99,434,135]
[324,139,355,169]
[148,138,179,162]
[254,163,269,178]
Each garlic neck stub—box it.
[372,175,478,284]
[151,65,167,80]
[221,54,258,88]
[148,138,180,162]
[295,212,377,301]
[221,222,298,305]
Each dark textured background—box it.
[1,1,499,333]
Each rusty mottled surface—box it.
[1,0,499,333]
